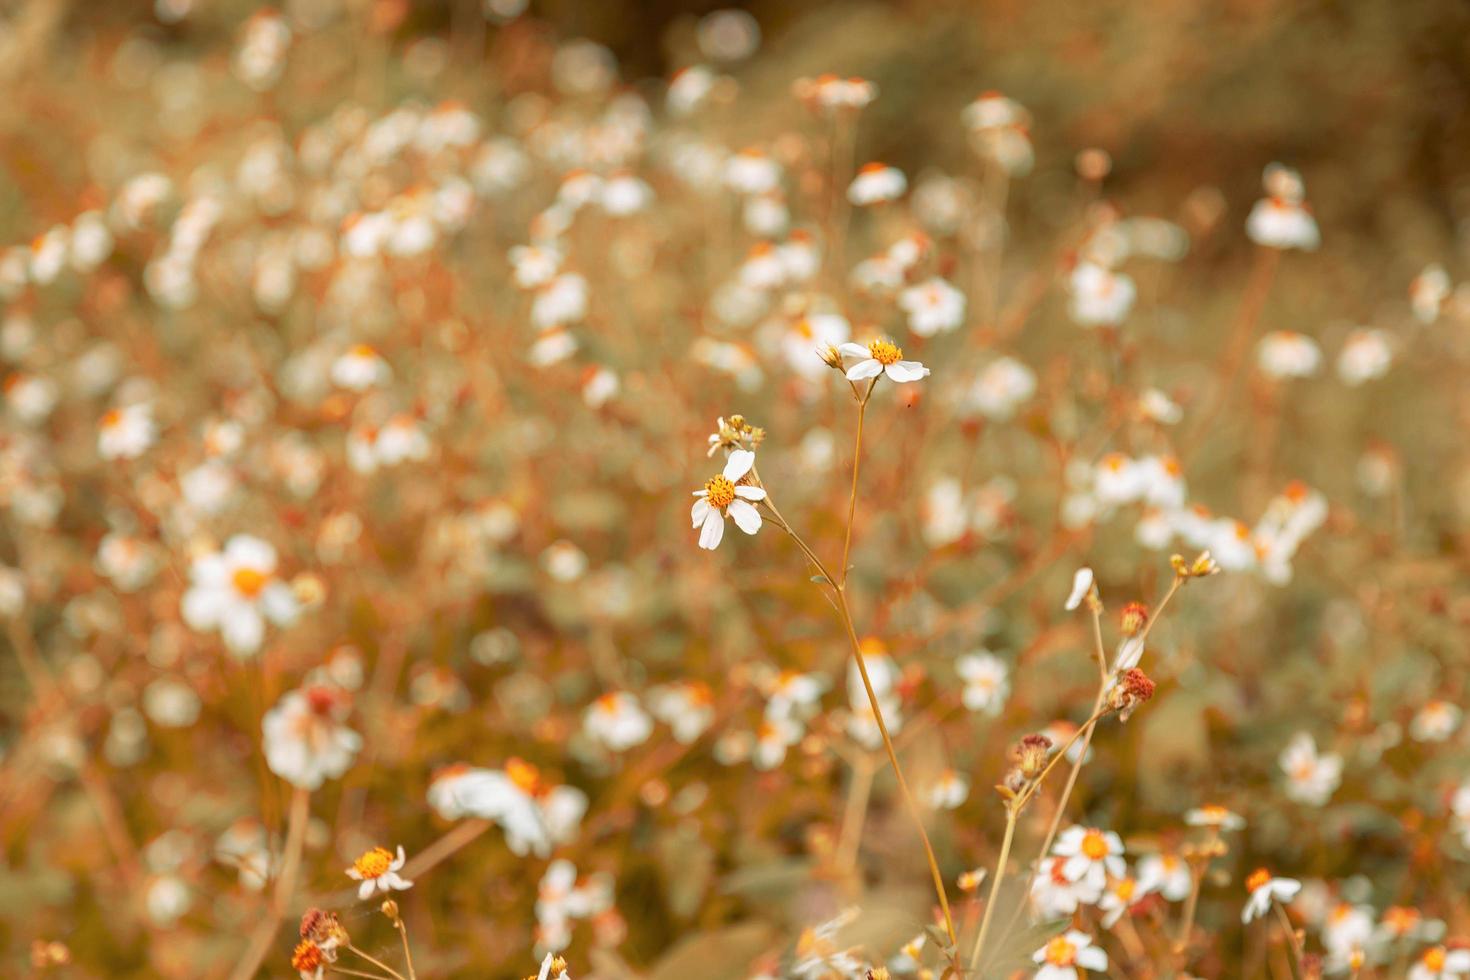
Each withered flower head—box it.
[1107,667,1156,721]
[1012,732,1053,779]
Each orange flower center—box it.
[868,340,902,365]
[352,847,393,879]
[1081,830,1110,859]
[1044,937,1077,966]
[704,475,736,509]
[232,567,269,598]
[506,757,543,795]
[292,940,324,971]
[1246,868,1272,893]
[1425,948,1447,971]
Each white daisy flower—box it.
[345,845,413,900]
[1032,930,1108,980]
[838,340,930,384]
[1242,869,1301,923]
[181,534,300,656]
[691,449,765,550]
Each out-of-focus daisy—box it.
[262,685,361,790]
[647,682,715,743]
[956,651,1009,716]
[1137,851,1192,902]
[98,403,156,460]
[924,768,969,809]
[429,761,586,857]
[1337,329,1393,385]
[691,448,765,550]
[752,715,802,770]
[1257,331,1322,379]
[1032,930,1108,980]
[847,162,906,205]
[898,277,965,336]
[1054,826,1126,893]
[1068,261,1136,327]
[181,534,300,656]
[1410,264,1451,323]
[1185,804,1246,831]
[1246,164,1319,251]
[1098,875,1152,927]
[1409,700,1461,743]
[1407,946,1470,980]
[346,845,412,900]
[1242,868,1302,923]
[330,344,390,390]
[1279,732,1342,806]
[966,356,1036,420]
[838,340,930,384]
[583,692,653,751]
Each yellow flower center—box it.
[1246,868,1272,893]
[1044,937,1077,966]
[232,567,269,598]
[352,846,393,879]
[1081,829,1109,859]
[1425,948,1447,971]
[1116,878,1137,902]
[868,340,902,365]
[704,475,737,509]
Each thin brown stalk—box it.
[229,787,311,980]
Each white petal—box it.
[728,498,762,535]
[723,449,755,481]
[358,880,374,901]
[691,498,711,528]
[1065,566,1095,610]
[222,605,265,655]
[837,342,868,357]
[698,510,725,550]
[884,360,930,382]
[845,359,883,381]
[1077,947,1108,970]
[734,485,766,500]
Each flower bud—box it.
[1119,601,1149,637]
[1107,667,1156,721]
[1012,732,1053,779]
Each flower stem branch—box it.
[229,786,311,980]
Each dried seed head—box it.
[299,907,347,950]
[1012,732,1053,779]
[1108,667,1157,721]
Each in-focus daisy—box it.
[1242,868,1302,923]
[838,340,930,384]
[1032,930,1108,980]
[346,845,413,900]
[691,449,765,550]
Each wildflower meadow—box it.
[3,2,1470,978]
